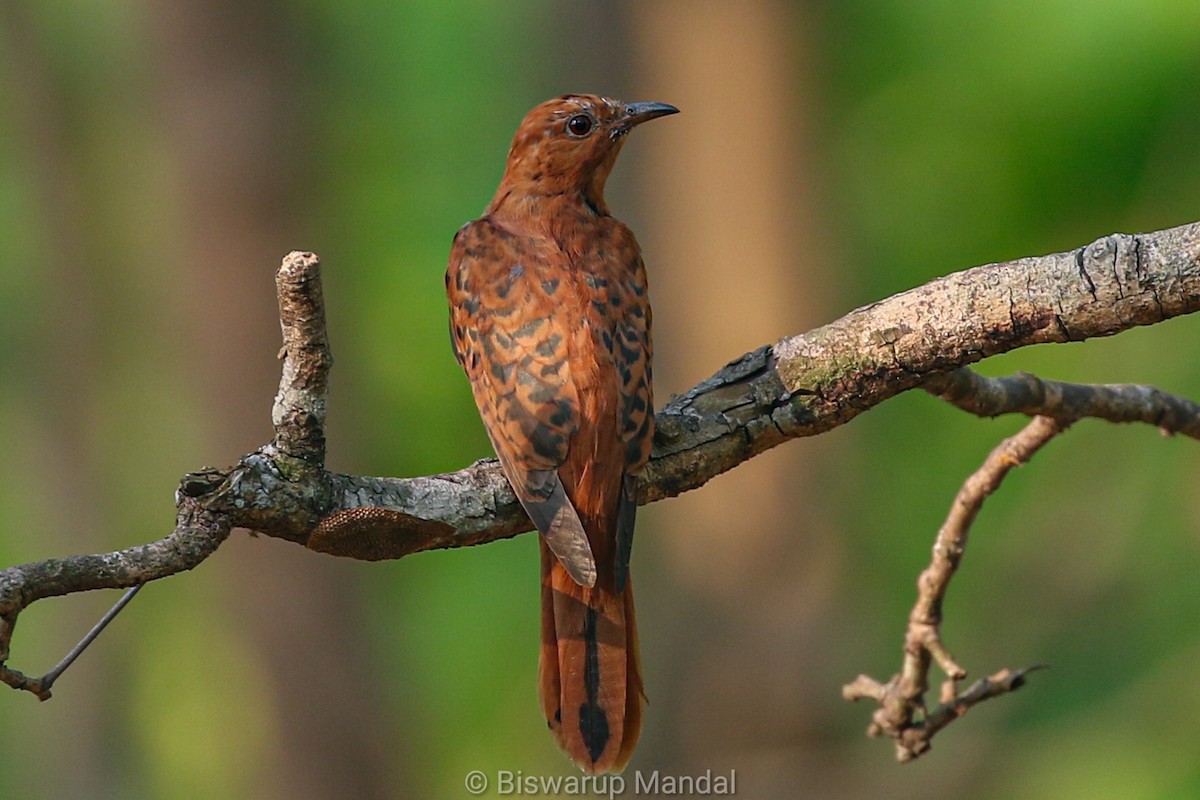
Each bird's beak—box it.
[615,101,679,135]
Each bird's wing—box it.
[606,248,655,593]
[447,218,596,587]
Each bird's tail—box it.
[539,539,643,774]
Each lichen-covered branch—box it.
[271,250,332,464]
[2,221,1200,699]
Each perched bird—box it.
[445,94,677,773]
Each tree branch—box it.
[2,220,1200,699]
[842,364,1200,761]
[924,368,1200,435]
[843,416,1066,761]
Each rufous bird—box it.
[445,94,677,773]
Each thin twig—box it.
[0,502,229,696]
[3,584,146,701]
[845,360,1200,761]
[844,417,1068,760]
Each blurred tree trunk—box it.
[1,6,119,798]
[145,3,402,797]
[628,0,846,779]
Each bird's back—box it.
[447,93,673,772]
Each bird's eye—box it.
[566,114,594,137]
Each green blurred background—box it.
[2,1,1200,798]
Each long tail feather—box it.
[539,540,643,773]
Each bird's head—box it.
[493,94,678,214]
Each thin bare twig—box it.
[1,584,144,701]
[844,416,1066,761]
[847,362,1200,761]
[0,501,231,694]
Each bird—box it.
[445,94,677,773]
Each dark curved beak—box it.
[616,101,679,134]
